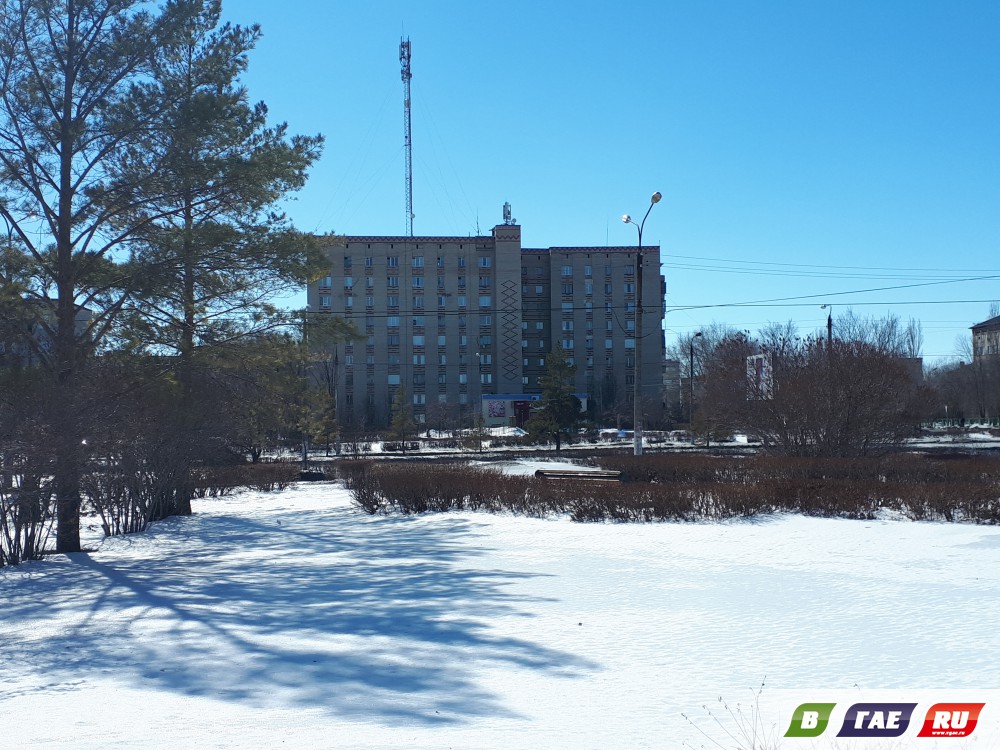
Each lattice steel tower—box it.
[400,38,414,236]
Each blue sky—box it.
[223,1,999,364]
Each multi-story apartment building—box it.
[306,219,665,430]
[972,314,1000,359]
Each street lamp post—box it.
[689,331,702,430]
[622,191,662,456]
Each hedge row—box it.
[343,455,1000,523]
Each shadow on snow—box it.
[1,496,597,725]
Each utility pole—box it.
[400,38,414,237]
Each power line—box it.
[666,252,1000,274]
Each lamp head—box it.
[651,191,662,204]
[621,214,631,224]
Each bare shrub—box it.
[0,471,54,566]
[347,453,1000,525]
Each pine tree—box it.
[0,0,207,551]
[118,0,324,370]
[526,345,581,452]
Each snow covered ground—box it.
[3,463,1000,749]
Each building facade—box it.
[306,221,665,430]
[972,315,1000,360]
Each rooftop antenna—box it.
[400,38,414,236]
[503,201,516,225]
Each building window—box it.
[319,275,332,288]
[412,315,424,327]
[412,368,425,379]
[561,283,573,295]
[480,314,492,326]
[624,282,636,294]
[387,334,400,346]
[437,276,445,289]
[561,265,572,277]
[438,373,447,384]
[413,295,424,308]
[562,302,573,312]
[535,285,544,294]
[561,321,574,331]
[387,295,399,307]
[387,256,399,267]
[388,374,400,385]
[319,295,331,308]
[344,276,353,289]
[412,277,424,288]
[458,257,466,268]
[413,393,426,405]
[438,295,447,307]
[387,316,400,327]
[365,257,373,267]
[437,335,446,346]
[387,276,399,288]
[479,295,491,307]
[625,338,635,349]
[626,320,635,331]
[479,256,491,268]
[412,256,424,268]
[413,335,425,346]
[366,295,374,308]
[459,373,468,384]
[536,321,544,330]
[478,335,492,346]
[458,295,466,308]
[584,265,592,277]
[437,256,445,268]
[344,297,353,308]
[563,339,574,349]
[605,339,613,349]
[479,353,492,364]
[481,373,493,384]
[438,354,447,365]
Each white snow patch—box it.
[3,476,1000,748]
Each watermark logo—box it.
[785,703,837,738]
[917,703,985,738]
[836,703,917,738]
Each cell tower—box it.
[400,38,414,236]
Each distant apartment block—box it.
[306,220,666,429]
[972,314,1000,359]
